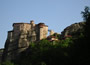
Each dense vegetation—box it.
[15,38,73,65]
[0,6,90,65]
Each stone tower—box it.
[50,30,55,35]
[37,23,48,40]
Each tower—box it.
[30,20,36,42]
[50,30,54,35]
[38,23,48,40]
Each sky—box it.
[0,0,90,48]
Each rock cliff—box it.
[61,22,85,37]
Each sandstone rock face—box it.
[2,21,48,61]
[61,22,85,37]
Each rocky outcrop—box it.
[61,22,85,37]
[2,20,48,62]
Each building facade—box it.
[2,20,48,61]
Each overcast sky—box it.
[0,0,90,48]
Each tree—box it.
[81,6,90,36]
[81,6,90,21]
[81,6,90,43]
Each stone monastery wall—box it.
[2,20,48,61]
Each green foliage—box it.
[41,62,46,65]
[54,33,60,39]
[16,38,73,65]
[30,42,36,48]
[79,33,84,38]
[2,61,14,65]
[60,37,73,47]
[81,6,90,21]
